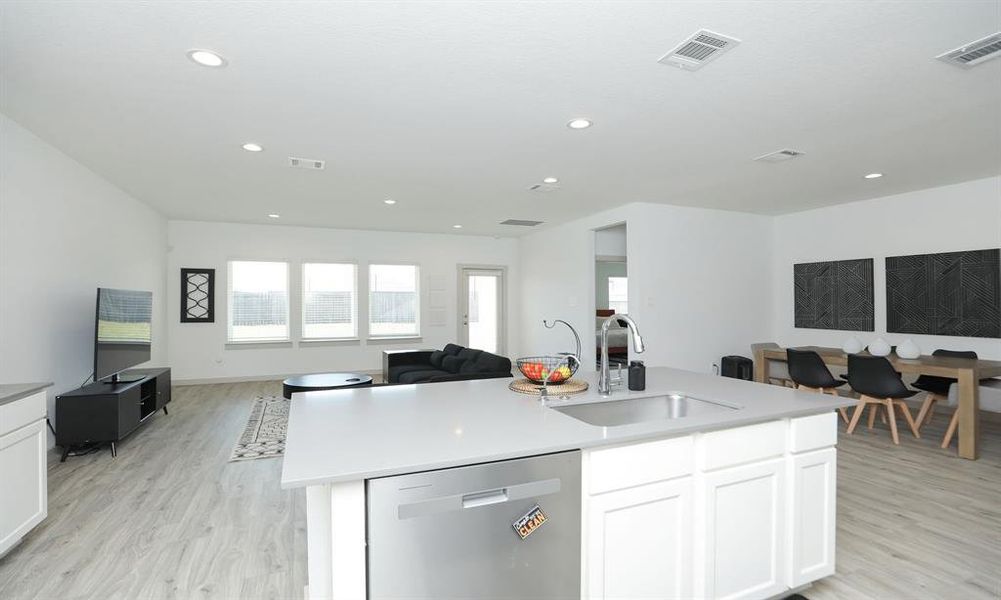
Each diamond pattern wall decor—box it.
[180,268,215,323]
[886,249,1000,338]
[794,258,874,331]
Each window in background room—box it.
[227,261,289,342]
[369,264,420,337]
[608,276,628,314]
[302,263,357,339]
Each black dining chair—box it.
[912,349,977,447]
[787,348,849,423]
[845,354,920,445]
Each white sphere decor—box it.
[842,336,863,354]
[897,339,921,359]
[868,338,892,357]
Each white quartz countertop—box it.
[280,367,855,489]
[0,382,52,407]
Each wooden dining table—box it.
[753,345,1001,460]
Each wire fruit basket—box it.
[516,355,580,384]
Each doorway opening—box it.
[594,224,628,368]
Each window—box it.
[608,276,628,315]
[302,263,357,339]
[227,261,289,342]
[369,264,420,337]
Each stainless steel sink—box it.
[552,393,738,427]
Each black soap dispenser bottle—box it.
[628,360,646,391]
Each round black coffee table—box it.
[282,372,373,399]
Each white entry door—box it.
[459,267,505,354]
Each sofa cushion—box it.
[459,351,512,375]
[442,343,463,356]
[441,355,468,373]
[388,364,435,383]
[455,348,483,363]
[429,350,446,368]
[398,369,451,384]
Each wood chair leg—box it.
[924,398,937,425]
[823,388,850,424]
[885,399,900,445]
[897,400,921,439]
[915,394,937,430]
[942,410,960,449]
[867,404,879,430]
[846,398,868,435]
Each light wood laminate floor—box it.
[0,381,999,599]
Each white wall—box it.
[166,221,519,382]
[0,114,167,442]
[771,176,1001,360]
[519,203,773,372]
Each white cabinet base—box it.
[585,477,693,600]
[0,415,48,556]
[699,458,786,600]
[787,448,837,586]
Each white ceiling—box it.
[2,1,999,236]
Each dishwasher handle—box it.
[397,478,561,520]
[461,488,509,509]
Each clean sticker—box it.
[513,504,547,540]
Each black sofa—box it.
[383,344,513,384]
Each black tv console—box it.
[55,367,171,461]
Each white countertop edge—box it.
[279,398,854,489]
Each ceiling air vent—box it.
[936,32,1001,68]
[754,148,805,163]
[288,156,326,170]
[500,219,544,227]
[658,29,741,70]
[528,182,560,193]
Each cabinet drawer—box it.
[588,436,693,495]
[0,391,47,437]
[701,420,785,471]
[789,413,837,453]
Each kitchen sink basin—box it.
[552,393,738,427]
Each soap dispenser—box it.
[628,360,646,391]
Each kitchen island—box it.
[281,367,854,600]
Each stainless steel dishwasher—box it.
[367,450,582,600]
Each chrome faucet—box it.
[598,314,645,396]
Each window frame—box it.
[300,261,359,341]
[366,262,421,339]
[226,259,292,344]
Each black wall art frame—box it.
[794,258,874,331]
[180,268,215,323]
[886,248,1000,338]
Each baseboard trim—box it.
[173,370,382,386]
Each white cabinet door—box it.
[586,477,693,600]
[701,459,786,600]
[787,448,836,587]
[0,419,48,556]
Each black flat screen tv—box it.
[94,287,152,383]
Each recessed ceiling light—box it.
[567,118,592,130]
[864,173,883,179]
[542,177,559,184]
[384,199,397,205]
[267,214,280,219]
[452,224,463,229]
[242,142,263,152]
[187,49,227,68]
